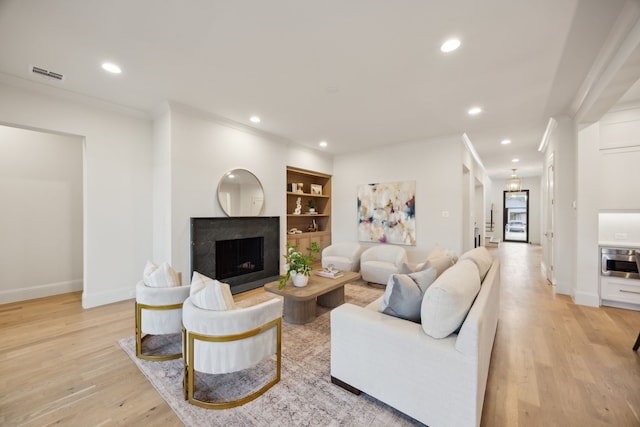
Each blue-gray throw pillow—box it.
[379,267,437,322]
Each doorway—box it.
[503,190,529,243]
[0,125,83,303]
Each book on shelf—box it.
[315,269,344,279]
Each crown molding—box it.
[538,117,557,152]
[0,71,150,120]
[165,100,293,146]
[462,133,485,171]
[572,1,640,123]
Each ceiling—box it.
[0,0,635,180]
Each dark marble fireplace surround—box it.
[190,217,280,294]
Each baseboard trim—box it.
[0,279,82,304]
[330,376,361,395]
[573,291,600,307]
[82,287,133,309]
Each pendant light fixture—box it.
[506,168,522,192]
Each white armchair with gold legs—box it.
[135,280,190,361]
[182,296,283,409]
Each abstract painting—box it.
[357,180,416,245]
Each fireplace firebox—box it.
[190,217,279,294]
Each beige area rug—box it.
[119,281,424,426]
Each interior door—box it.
[543,162,555,284]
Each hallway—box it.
[482,242,640,426]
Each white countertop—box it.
[599,241,640,249]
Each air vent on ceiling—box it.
[31,65,64,82]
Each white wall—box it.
[575,121,601,306]
[161,103,332,281]
[152,102,172,262]
[332,135,464,264]
[0,80,153,308]
[0,126,83,303]
[542,116,577,296]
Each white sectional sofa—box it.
[331,248,500,427]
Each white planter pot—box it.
[291,271,309,287]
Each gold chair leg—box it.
[185,318,282,409]
[136,302,184,361]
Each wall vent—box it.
[30,65,64,82]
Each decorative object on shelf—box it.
[279,242,321,289]
[311,184,323,195]
[506,168,522,192]
[297,182,304,193]
[357,180,416,245]
[307,199,316,214]
[294,197,302,215]
[288,228,302,234]
[308,219,318,232]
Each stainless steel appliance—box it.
[601,247,640,279]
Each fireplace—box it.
[190,217,280,294]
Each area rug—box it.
[119,281,424,426]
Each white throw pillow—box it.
[421,260,481,339]
[143,260,158,281]
[458,247,493,280]
[422,254,455,277]
[190,272,235,311]
[143,261,180,288]
[427,244,446,260]
[190,271,209,296]
[379,268,437,322]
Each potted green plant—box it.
[279,242,321,288]
[307,199,316,213]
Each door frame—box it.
[503,189,529,243]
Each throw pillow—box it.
[379,267,437,322]
[190,271,209,296]
[421,260,481,339]
[423,254,455,277]
[427,244,446,260]
[458,247,493,280]
[143,261,180,288]
[142,260,158,281]
[190,272,235,311]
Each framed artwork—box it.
[357,180,416,245]
[310,184,323,195]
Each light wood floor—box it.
[1,243,639,426]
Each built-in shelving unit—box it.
[286,166,332,252]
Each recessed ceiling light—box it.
[319,141,328,148]
[101,62,121,74]
[512,158,520,163]
[468,106,482,116]
[250,116,261,123]
[501,139,512,145]
[440,38,461,53]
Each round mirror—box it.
[217,169,264,216]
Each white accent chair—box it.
[135,278,190,361]
[360,245,409,285]
[182,296,283,409]
[321,242,365,272]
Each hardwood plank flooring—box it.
[1,243,639,426]
[482,243,640,426]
